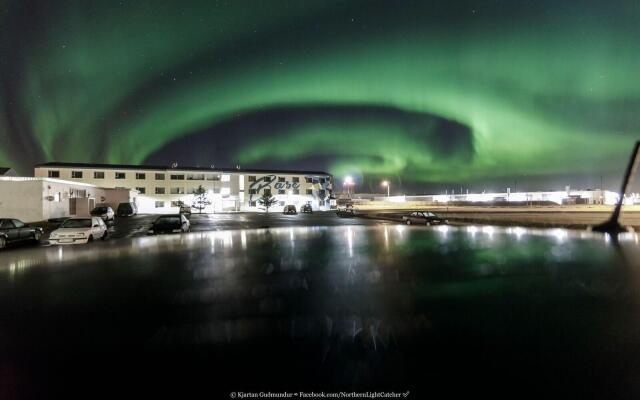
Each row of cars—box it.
[282,204,313,215]
[90,202,138,222]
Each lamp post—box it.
[343,176,354,197]
[381,180,390,197]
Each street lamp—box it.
[381,180,390,197]
[343,176,354,196]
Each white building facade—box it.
[0,177,134,222]
[34,163,333,214]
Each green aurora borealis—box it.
[1,0,639,185]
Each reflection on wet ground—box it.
[1,225,640,398]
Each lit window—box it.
[221,175,230,182]
[221,187,231,195]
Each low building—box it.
[0,177,135,222]
[402,189,620,205]
[34,162,333,214]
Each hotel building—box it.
[34,162,333,214]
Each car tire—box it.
[87,235,94,243]
[406,220,411,225]
[0,236,6,250]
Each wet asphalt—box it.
[2,224,640,399]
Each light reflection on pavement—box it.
[1,225,640,398]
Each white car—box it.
[49,217,108,245]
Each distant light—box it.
[344,176,354,185]
[381,180,389,187]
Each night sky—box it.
[1,0,638,193]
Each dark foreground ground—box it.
[2,225,640,399]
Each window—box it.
[170,187,185,194]
[221,174,230,182]
[319,190,326,197]
[292,177,299,183]
[115,172,126,179]
[278,201,285,206]
[48,170,60,178]
[70,171,82,178]
[221,187,230,196]
[136,187,146,194]
[155,201,164,208]
[319,200,325,206]
[293,189,300,195]
[0,220,15,229]
[11,219,25,228]
[170,174,184,180]
[187,174,204,180]
[248,176,256,182]
[249,189,258,195]
[278,177,285,182]
[278,189,285,195]
[264,189,271,196]
[207,174,220,181]
[155,173,165,180]
[249,201,256,207]
[155,187,165,194]
[212,188,220,194]
[171,201,182,207]
[94,171,104,179]
[136,173,146,180]
[305,177,312,183]
[306,189,313,195]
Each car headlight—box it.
[50,232,58,238]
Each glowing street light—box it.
[381,180,390,197]
[343,176,354,196]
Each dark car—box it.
[117,202,138,217]
[90,206,115,222]
[283,205,297,215]
[402,211,448,225]
[0,218,43,250]
[301,204,313,213]
[147,214,190,235]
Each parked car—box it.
[301,204,313,213]
[147,214,190,235]
[179,205,192,215]
[49,217,108,245]
[90,205,115,222]
[402,211,448,226]
[117,202,138,217]
[283,205,297,215]
[336,208,356,218]
[0,218,43,250]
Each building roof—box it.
[0,167,16,176]
[34,162,331,176]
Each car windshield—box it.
[118,204,132,211]
[60,219,92,228]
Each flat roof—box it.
[35,162,331,176]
